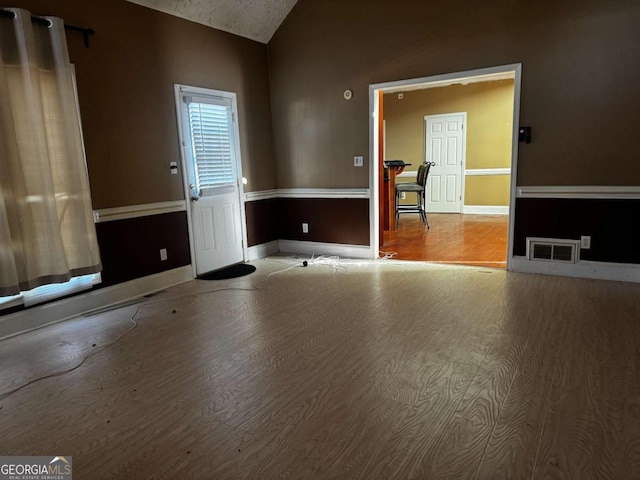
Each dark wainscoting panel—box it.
[513,198,640,264]
[245,198,279,247]
[96,211,191,287]
[278,198,370,245]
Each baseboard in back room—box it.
[462,205,509,215]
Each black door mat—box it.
[198,263,256,280]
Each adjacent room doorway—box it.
[369,64,522,270]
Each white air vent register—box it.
[526,238,581,264]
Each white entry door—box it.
[425,113,466,213]
[175,86,245,276]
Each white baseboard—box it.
[247,240,280,261]
[463,205,509,215]
[511,256,640,283]
[0,265,194,340]
[278,240,372,259]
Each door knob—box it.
[190,184,200,201]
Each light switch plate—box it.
[354,156,364,167]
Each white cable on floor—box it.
[0,254,438,403]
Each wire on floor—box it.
[0,260,307,404]
[0,312,139,403]
[0,255,362,404]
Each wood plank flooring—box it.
[383,214,508,269]
[1,259,639,479]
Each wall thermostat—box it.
[343,89,353,100]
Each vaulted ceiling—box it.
[126,0,298,43]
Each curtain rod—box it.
[0,9,95,48]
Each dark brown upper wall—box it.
[7,0,276,208]
[268,0,640,188]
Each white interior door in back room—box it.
[425,112,466,213]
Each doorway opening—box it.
[369,64,522,270]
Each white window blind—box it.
[187,101,235,190]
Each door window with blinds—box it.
[184,95,237,196]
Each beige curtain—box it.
[0,8,101,297]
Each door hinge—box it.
[232,112,236,122]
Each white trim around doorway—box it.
[369,63,522,269]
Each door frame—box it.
[424,112,467,213]
[369,63,522,270]
[173,84,248,278]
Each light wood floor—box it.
[383,214,509,268]
[2,259,640,479]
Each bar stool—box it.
[395,162,433,228]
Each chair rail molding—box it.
[93,200,187,223]
[516,186,640,199]
[243,189,278,202]
[244,188,370,201]
[277,188,369,199]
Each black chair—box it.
[395,162,433,228]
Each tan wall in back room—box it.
[7,0,277,208]
[385,80,514,170]
[465,176,511,206]
[384,80,514,206]
[268,0,640,189]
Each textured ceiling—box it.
[126,0,298,43]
